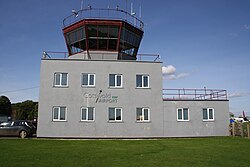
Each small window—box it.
[82,74,95,87]
[136,75,149,88]
[54,73,68,87]
[177,108,189,121]
[81,107,95,121]
[109,74,123,88]
[108,107,122,122]
[203,108,214,121]
[136,108,150,122]
[53,107,67,121]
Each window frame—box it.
[54,73,68,87]
[177,108,189,122]
[108,107,123,122]
[80,107,95,122]
[82,73,96,87]
[109,74,123,88]
[136,108,150,122]
[52,106,67,121]
[203,108,215,121]
[136,74,149,88]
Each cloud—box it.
[229,33,239,37]
[162,65,190,80]
[228,92,250,98]
[167,73,190,80]
[162,65,176,75]
[244,24,250,30]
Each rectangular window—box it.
[54,73,68,87]
[109,74,123,88]
[136,75,149,88]
[136,108,150,122]
[53,107,67,121]
[203,108,214,121]
[81,107,95,121]
[108,107,122,122]
[177,108,189,121]
[82,74,95,87]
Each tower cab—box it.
[62,8,144,60]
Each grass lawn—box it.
[0,137,249,167]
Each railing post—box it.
[232,122,235,137]
[247,123,250,139]
[240,123,244,137]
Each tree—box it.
[14,100,38,120]
[0,96,12,116]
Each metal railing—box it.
[137,54,160,62]
[63,7,144,30]
[42,51,68,59]
[42,51,160,62]
[163,88,228,100]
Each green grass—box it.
[0,137,249,167]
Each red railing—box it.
[163,88,227,100]
[63,7,144,30]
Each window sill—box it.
[136,121,151,123]
[80,120,95,122]
[81,85,95,88]
[53,86,69,88]
[52,120,67,122]
[177,120,190,122]
[203,120,215,122]
[108,121,124,123]
[135,87,151,89]
[109,87,124,89]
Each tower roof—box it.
[62,7,144,60]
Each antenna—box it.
[139,5,142,20]
[125,0,128,20]
[80,0,84,10]
[131,3,136,15]
[131,3,133,15]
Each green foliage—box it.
[0,96,12,116]
[0,137,250,167]
[12,101,38,120]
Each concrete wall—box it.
[37,59,163,138]
[163,100,229,137]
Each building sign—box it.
[83,92,118,103]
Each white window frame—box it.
[203,108,215,121]
[136,74,149,88]
[108,107,122,122]
[81,107,95,121]
[82,73,95,87]
[136,108,150,122]
[177,108,189,121]
[109,74,123,88]
[52,106,67,121]
[54,73,68,87]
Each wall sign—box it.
[83,91,118,103]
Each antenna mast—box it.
[80,0,84,10]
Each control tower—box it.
[62,8,144,60]
[37,6,229,139]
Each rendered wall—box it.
[37,59,163,138]
[163,100,229,137]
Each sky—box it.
[0,0,249,116]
